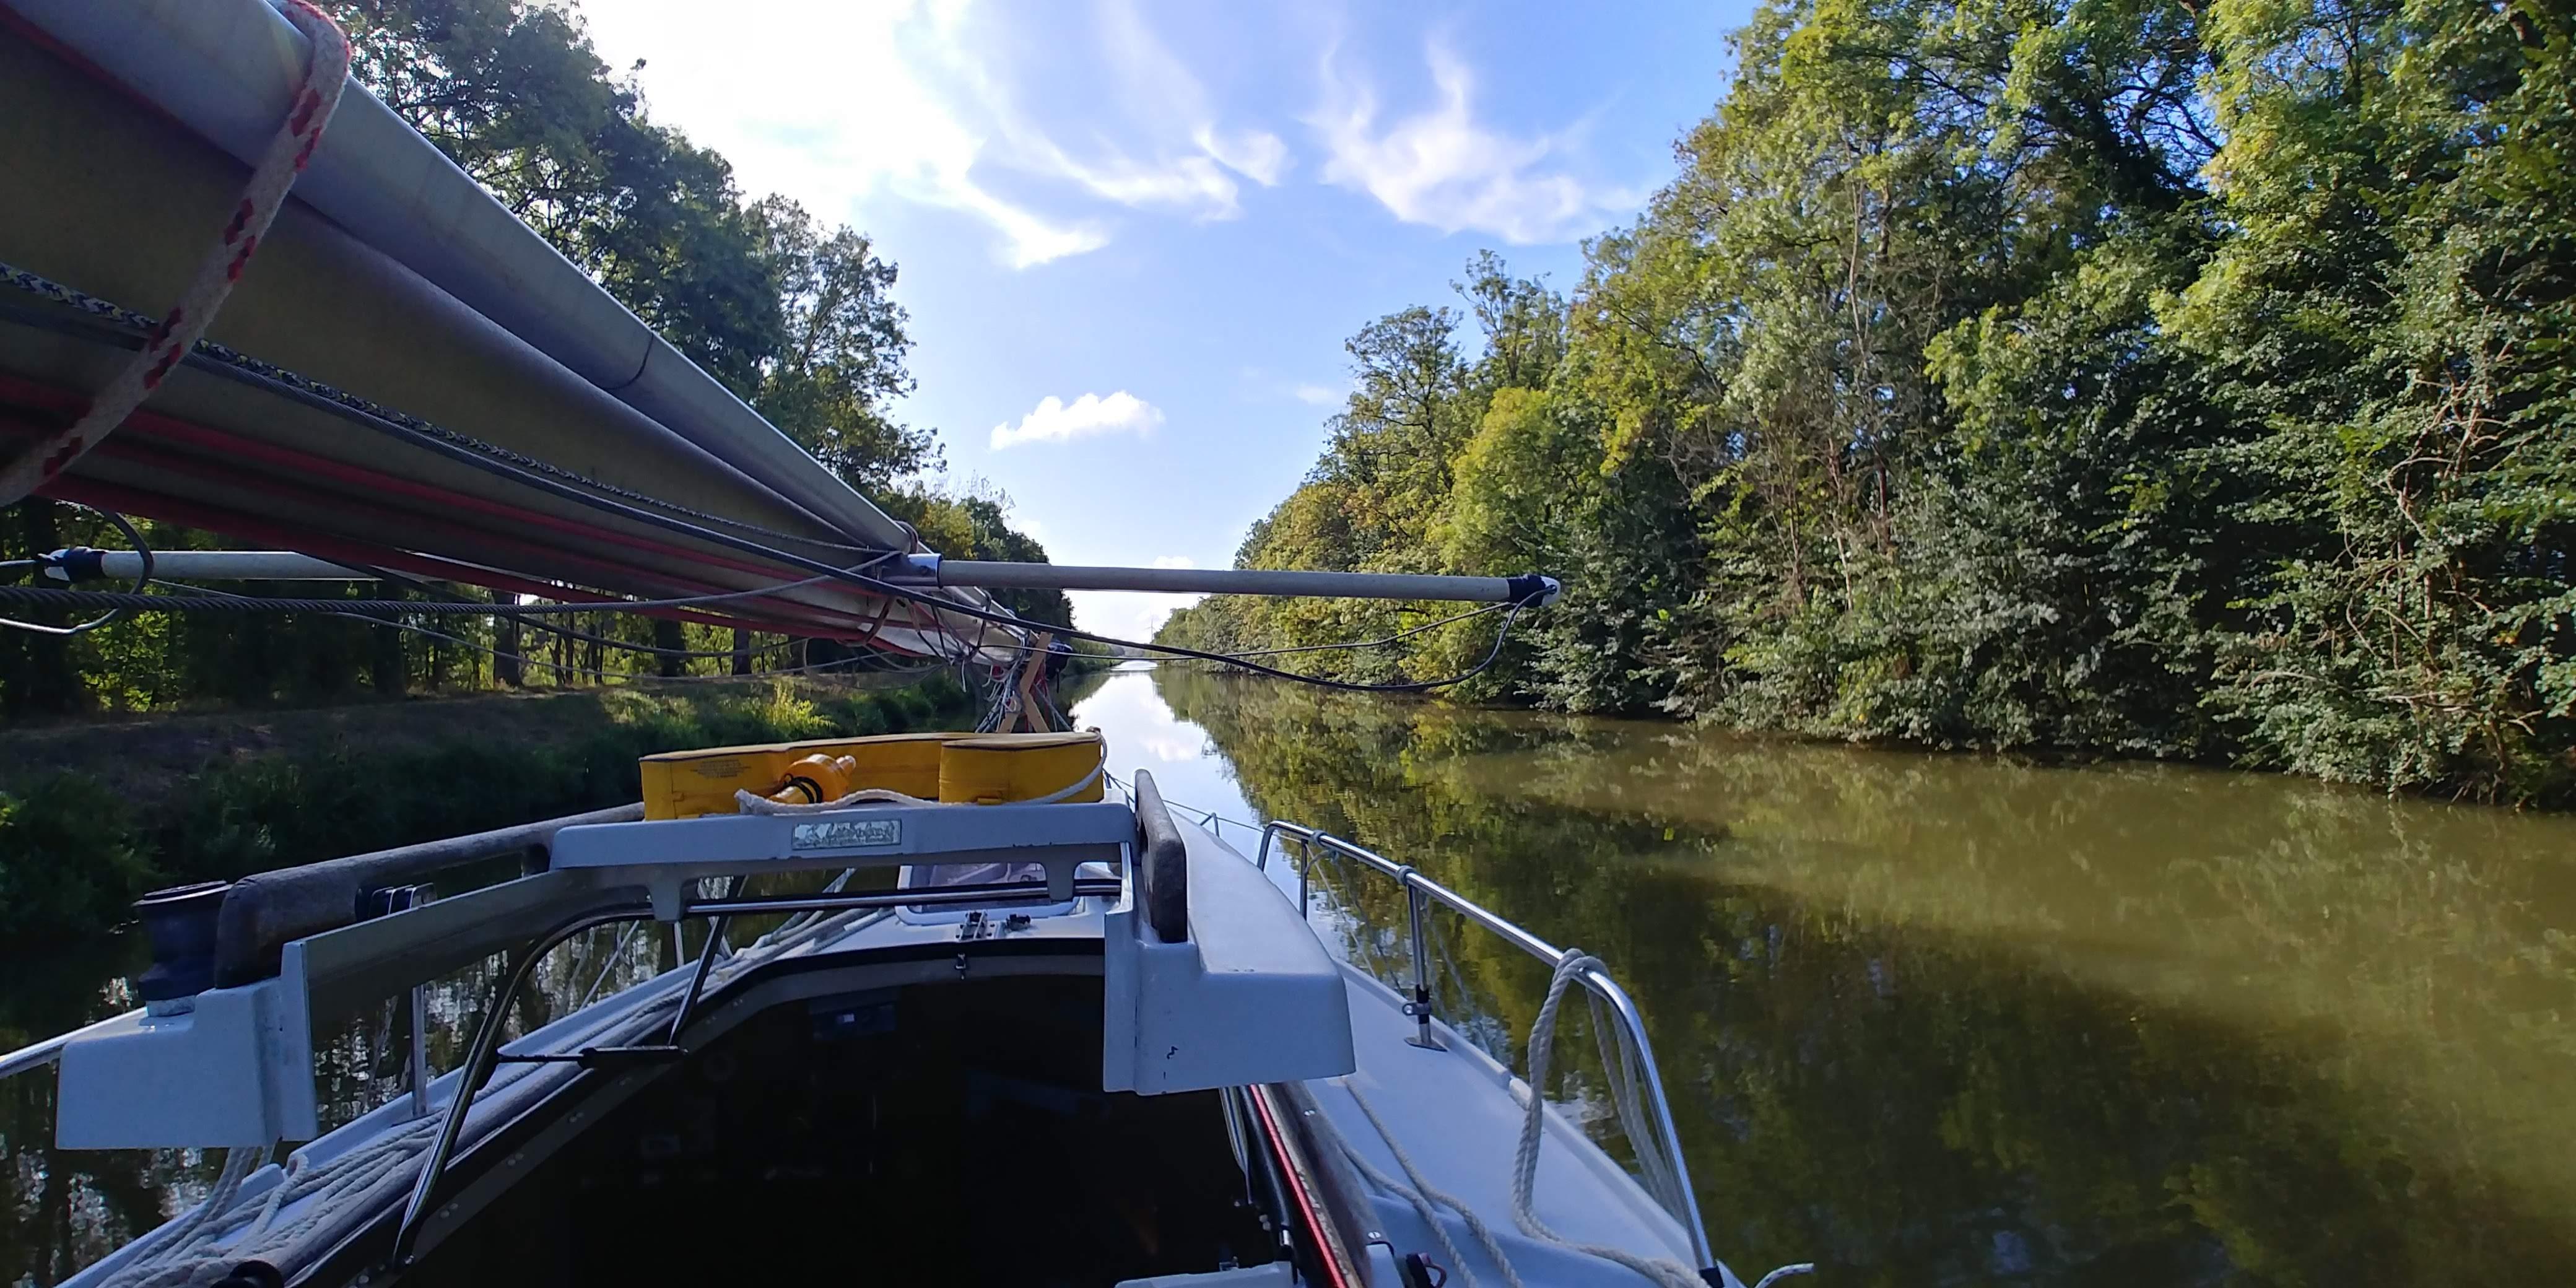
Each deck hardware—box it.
[1256,819,1715,1268]
[388,876,1119,1269]
[666,876,747,1044]
[1396,870,1445,1051]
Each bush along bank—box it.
[0,676,971,947]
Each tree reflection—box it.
[1157,669,2576,1286]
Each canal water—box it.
[4,667,2572,1285]
[1091,668,2576,1287]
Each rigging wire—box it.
[340,561,809,663]
[0,565,891,618]
[0,579,1539,694]
[0,502,150,637]
[0,282,1548,691]
[149,580,944,685]
[0,281,889,555]
[1150,600,1507,661]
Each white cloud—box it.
[1151,555,1198,570]
[1291,383,1344,406]
[1198,126,1292,186]
[1309,43,1639,244]
[580,1,1105,268]
[580,0,1286,266]
[990,391,1165,450]
[996,0,1287,220]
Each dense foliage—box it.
[1164,0,2575,806]
[0,0,1057,715]
[0,675,968,944]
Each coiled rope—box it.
[1516,952,1814,1288]
[1509,952,1706,1288]
[0,1,349,508]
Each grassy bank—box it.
[0,674,972,947]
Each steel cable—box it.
[2,282,1547,690]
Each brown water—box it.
[6,669,2572,1286]
[1120,668,2576,1287]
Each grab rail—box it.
[1253,820,1713,1267]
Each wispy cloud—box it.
[1004,0,1288,220]
[583,0,1286,267]
[1308,42,1639,244]
[1291,382,1345,406]
[990,391,1166,450]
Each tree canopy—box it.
[0,0,1051,713]
[1162,0,2575,807]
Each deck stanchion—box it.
[1252,816,1712,1263]
[1298,838,1313,918]
[1400,872,1442,1051]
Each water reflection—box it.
[1129,669,2576,1287]
[7,671,2568,1286]
[0,908,695,1285]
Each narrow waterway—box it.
[1080,668,2576,1287]
[5,669,2572,1286]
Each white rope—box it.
[731,786,933,814]
[1023,754,1105,804]
[0,0,349,507]
[1341,1083,1527,1288]
[1513,951,1707,1288]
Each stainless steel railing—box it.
[1251,820,1713,1266]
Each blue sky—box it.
[579,0,1749,638]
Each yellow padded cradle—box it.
[639,731,970,819]
[937,732,1105,804]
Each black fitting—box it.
[45,546,107,582]
[1502,573,1557,606]
[133,881,230,1004]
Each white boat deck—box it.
[1309,966,1717,1287]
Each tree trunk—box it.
[370,580,407,697]
[495,609,523,687]
[654,617,686,678]
[731,627,752,676]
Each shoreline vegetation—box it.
[0,674,972,946]
[0,0,1066,944]
[1157,0,2574,810]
